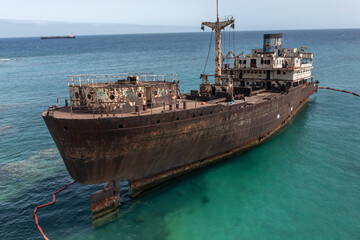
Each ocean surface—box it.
[0,29,360,240]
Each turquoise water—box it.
[0,30,360,239]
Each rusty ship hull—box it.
[42,82,316,196]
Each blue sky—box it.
[0,0,359,37]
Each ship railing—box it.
[67,73,178,87]
[201,74,237,84]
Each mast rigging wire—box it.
[223,28,225,54]
[233,27,235,53]
[228,26,231,53]
[203,30,214,74]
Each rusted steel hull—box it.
[90,181,120,220]
[42,83,316,196]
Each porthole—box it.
[109,95,115,100]
[64,126,68,131]
[119,125,123,128]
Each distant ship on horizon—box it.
[40,33,75,40]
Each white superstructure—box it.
[200,33,314,98]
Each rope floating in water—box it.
[33,180,76,240]
[319,87,360,97]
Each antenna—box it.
[217,0,219,22]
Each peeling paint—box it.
[69,77,178,113]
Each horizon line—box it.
[1,27,359,39]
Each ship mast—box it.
[202,0,234,85]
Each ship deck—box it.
[43,91,279,120]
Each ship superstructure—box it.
[68,74,179,114]
[42,1,317,220]
[200,33,314,99]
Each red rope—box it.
[319,87,360,97]
[33,180,76,240]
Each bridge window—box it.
[302,58,310,64]
[251,59,256,68]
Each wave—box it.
[0,125,14,132]
[0,58,16,62]
[0,102,31,111]
[0,125,15,135]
